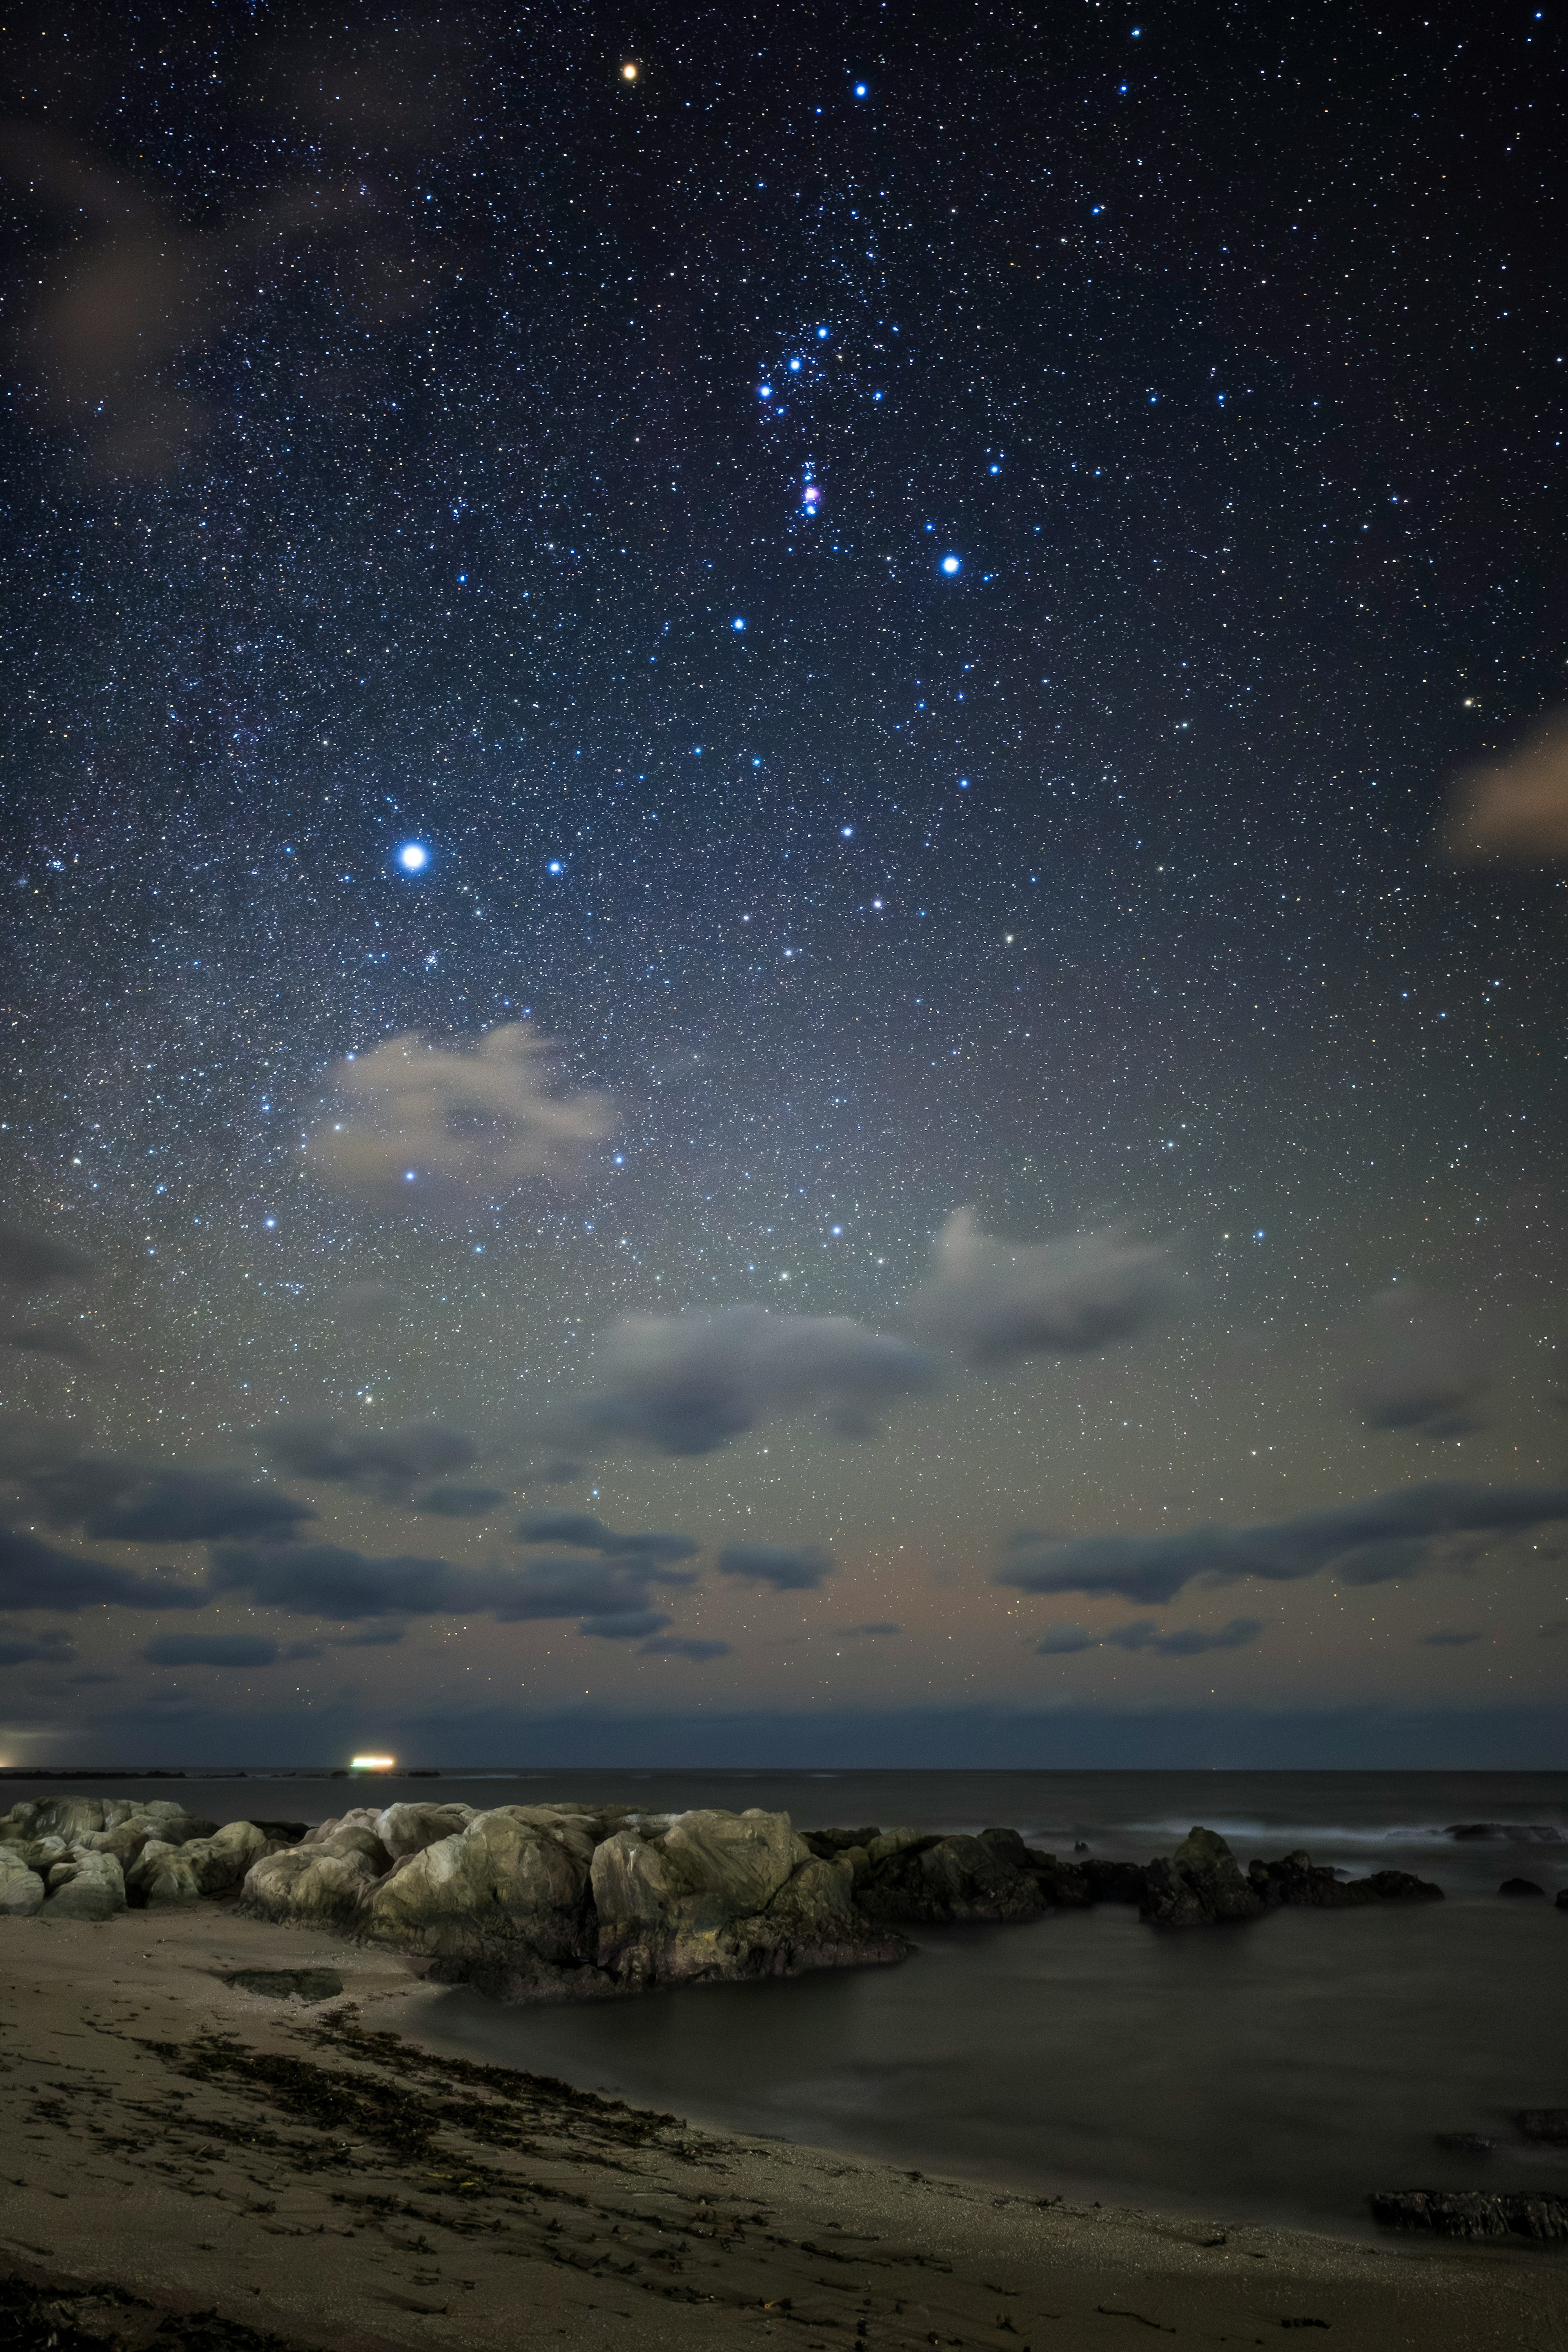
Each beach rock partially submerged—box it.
[1370,2190,1568,2241]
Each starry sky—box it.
[1,0,1566,1770]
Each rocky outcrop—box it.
[1499,1877,1545,1898]
[1370,2190,1568,2240]
[0,1845,45,1918]
[1247,1850,1443,1909]
[0,1797,296,1920]
[43,1849,126,1920]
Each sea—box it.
[7,1766,1567,2240]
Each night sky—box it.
[2,0,1566,1770]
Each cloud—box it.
[145,1634,280,1669]
[261,1416,477,1497]
[559,1307,934,1457]
[0,1630,77,1668]
[999,1482,1568,1608]
[209,1541,693,1625]
[0,1428,314,1545]
[416,1485,506,1519]
[334,1624,406,1648]
[908,1209,1183,1368]
[515,1510,699,1565]
[838,1621,901,1638]
[0,1527,204,1613]
[1420,1628,1484,1648]
[1439,713,1568,864]
[1,1321,95,1365]
[639,1635,732,1661]
[1038,1615,1260,1656]
[1346,1287,1487,1437]
[1037,1621,1098,1655]
[307,1025,614,1207]
[335,1281,403,1329]
[717,1541,835,1591]
[577,1610,672,1641]
[0,1222,96,1289]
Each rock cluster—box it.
[1369,2190,1568,2241]
[0,1794,304,1920]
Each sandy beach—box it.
[0,1905,1564,2351]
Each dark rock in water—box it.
[1073,1840,1090,1853]
[1359,1868,1443,1903]
[855,1827,1047,1924]
[1512,2109,1568,2142]
[1141,1828,1268,1927]
[1558,1888,1568,1912]
[1370,2190,1568,2240]
[1447,1821,1564,1843]
[1433,2132,1495,2154]
[1247,1853,1443,1909]
[1500,1877,1546,1898]
[224,1967,344,2004]
[1447,1822,1508,1840]
[1076,1856,1147,1906]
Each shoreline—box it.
[1,1906,1565,2350]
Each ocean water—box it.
[7,1766,1568,2236]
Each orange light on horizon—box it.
[350,1754,396,1771]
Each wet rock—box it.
[853,1826,1046,1924]
[366,1806,601,1993]
[1370,2190,1568,2240]
[0,1846,44,1918]
[1141,1828,1268,1927]
[1446,1821,1563,1843]
[1512,2108,1568,2142]
[224,1966,344,2003]
[1248,1853,1443,1909]
[1499,1877,1546,1898]
[1074,1857,1146,1905]
[43,1848,126,1920]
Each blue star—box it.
[941,553,962,575]
[395,841,430,873]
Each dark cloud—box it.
[557,1306,935,1458]
[0,1527,204,1613]
[1420,1628,1484,1648]
[0,1629,76,1667]
[145,1634,281,1669]
[83,1472,314,1545]
[2,1321,95,1365]
[1037,1615,1261,1656]
[838,1621,901,1637]
[261,1416,477,1496]
[334,1625,407,1648]
[909,1210,1183,1368]
[307,1025,613,1208]
[1036,1622,1099,1655]
[577,1610,672,1641]
[1346,1287,1488,1437]
[639,1635,732,1661]
[716,1541,835,1592]
[0,1222,96,1289]
[417,1484,506,1519]
[209,1541,692,1625]
[515,1510,699,1565]
[1438,713,1568,864]
[1000,1483,1568,1608]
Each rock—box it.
[1557,1889,1568,1912]
[1141,1828,1267,1927]
[1512,2109,1568,2142]
[1500,1877,1545,1898]
[800,1825,882,1859]
[224,1967,344,2004]
[374,1801,477,1860]
[1433,2132,1495,2154]
[1447,1821,1563,1843]
[1370,2190,1568,2241]
[1073,1857,1143,1905]
[853,1827,1046,1924]
[0,1848,44,1919]
[365,1807,601,1993]
[1358,1869,1443,1903]
[43,1849,126,1920]
[1247,1853,1444,1909]
[124,1824,272,1908]
[242,1823,392,1927]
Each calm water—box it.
[8,1767,1567,2235]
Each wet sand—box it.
[1,1905,1564,2351]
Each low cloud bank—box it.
[1000,1482,1568,1607]
[516,1511,700,1566]
[909,1209,1182,1368]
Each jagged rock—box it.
[43,1849,126,1920]
[365,1806,602,1993]
[1141,1828,1268,1927]
[1074,1857,1145,1905]
[126,1840,200,1908]
[853,1826,1046,1924]
[1370,2190,1568,2240]
[1247,1852,1443,1909]
[1446,1822,1562,1843]
[1357,1869,1444,1903]
[242,1822,393,1927]
[0,1847,44,1918]
[1500,1877,1546,1898]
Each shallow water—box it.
[7,1766,1567,2233]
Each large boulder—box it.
[1141,1828,1268,1927]
[375,1801,477,1860]
[853,1827,1047,1925]
[0,1848,44,1919]
[44,1849,126,1920]
[241,1823,392,1927]
[363,1806,599,1993]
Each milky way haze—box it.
[0,0,1565,1768]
